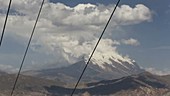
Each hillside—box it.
[0,73,65,96]
[44,72,170,96]
[0,71,170,96]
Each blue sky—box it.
[0,0,170,74]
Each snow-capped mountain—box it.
[23,56,144,83]
[85,55,142,74]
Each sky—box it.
[0,0,170,75]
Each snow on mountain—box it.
[84,47,135,70]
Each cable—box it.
[0,0,13,46]
[70,0,121,96]
[10,0,45,95]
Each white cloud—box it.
[0,0,152,67]
[113,4,152,25]
[121,38,140,46]
[145,67,170,76]
[31,34,125,64]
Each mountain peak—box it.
[83,53,135,70]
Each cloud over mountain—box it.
[146,67,170,76]
[0,0,152,67]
